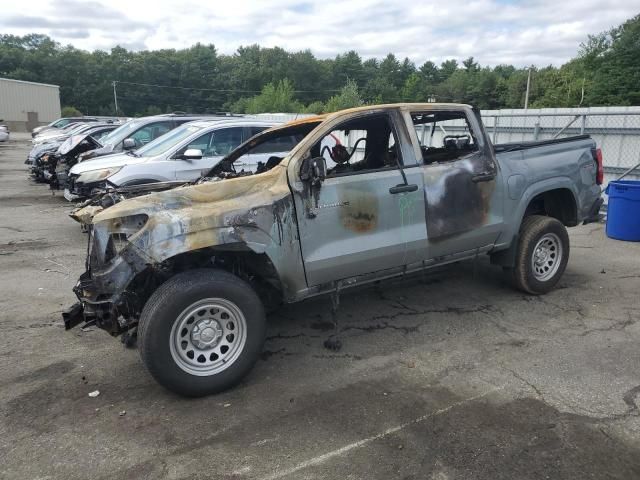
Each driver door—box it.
[174,127,243,180]
[292,112,427,286]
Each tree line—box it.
[1,13,638,116]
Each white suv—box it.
[65,119,286,200]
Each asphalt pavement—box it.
[1,136,639,479]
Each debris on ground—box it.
[119,410,126,416]
[88,390,100,398]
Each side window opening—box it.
[311,115,402,177]
[250,135,302,155]
[210,127,243,156]
[249,126,270,137]
[232,133,306,174]
[183,132,214,156]
[411,111,478,165]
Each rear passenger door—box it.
[406,109,503,259]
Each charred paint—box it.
[423,154,496,240]
[339,187,379,233]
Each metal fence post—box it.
[492,116,499,144]
[580,114,586,135]
[533,117,540,141]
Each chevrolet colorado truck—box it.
[63,103,603,397]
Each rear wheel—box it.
[506,215,570,295]
[138,269,266,397]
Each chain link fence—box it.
[481,107,640,190]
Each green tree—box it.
[61,106,83,116]
[401,73,426,102]
[324,79,363,112]
[236,79,304,113]
[2,14,640,115]
[303,101,325,114]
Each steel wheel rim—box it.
[531,233,563,281]
[169,298,247,376]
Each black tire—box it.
[505,215,570,295]
[138,269,266,397]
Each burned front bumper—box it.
[63,227,151,335]
[66,174,108,200]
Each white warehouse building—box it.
[0,78,61,132]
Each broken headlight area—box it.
[68,175,107,198]
[78,167,122,184]
[65,215,152,335]
[69,167,122,197]
[104,214,148,258]
[95,214,149,261]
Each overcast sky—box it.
[2,0,639,67]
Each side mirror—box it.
[122,138,136,150]
[181,148,203,160]
[300,156,326,184]
[299,156,327,219]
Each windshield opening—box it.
[53,119,72,128]
[99,119,145,146]
[204,120,321,179]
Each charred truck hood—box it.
[90,163,292,263]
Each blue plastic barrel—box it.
[605,180,640,241]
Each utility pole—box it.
[524,67,532,110]
[112,81,119,114]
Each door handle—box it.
[389,183,418,194]
[471,172,495,183]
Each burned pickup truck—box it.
[63,103,603,397]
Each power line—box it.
[113,80,341,94]
[115,95,227,111]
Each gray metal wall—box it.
[0,78,61,132]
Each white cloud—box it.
[1,0,638,66]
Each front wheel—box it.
[505,215,570,295]
[138,269,266,397]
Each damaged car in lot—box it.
[64,118,282,201]
[32,121,98,145]
[28,124,118,183]
[46,125,120,188]
[31,116,120,137]
[73,113,237,163]
[0,124,8,142]
[63,103,604,397]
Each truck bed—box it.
[493,135,591,153]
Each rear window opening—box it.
[411,111,479,164]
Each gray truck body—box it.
[65,103,602,336]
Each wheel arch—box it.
[492,180,578,268]
[127,244,285,316]
[522,187,578,227]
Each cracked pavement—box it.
[1,138,640,479]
